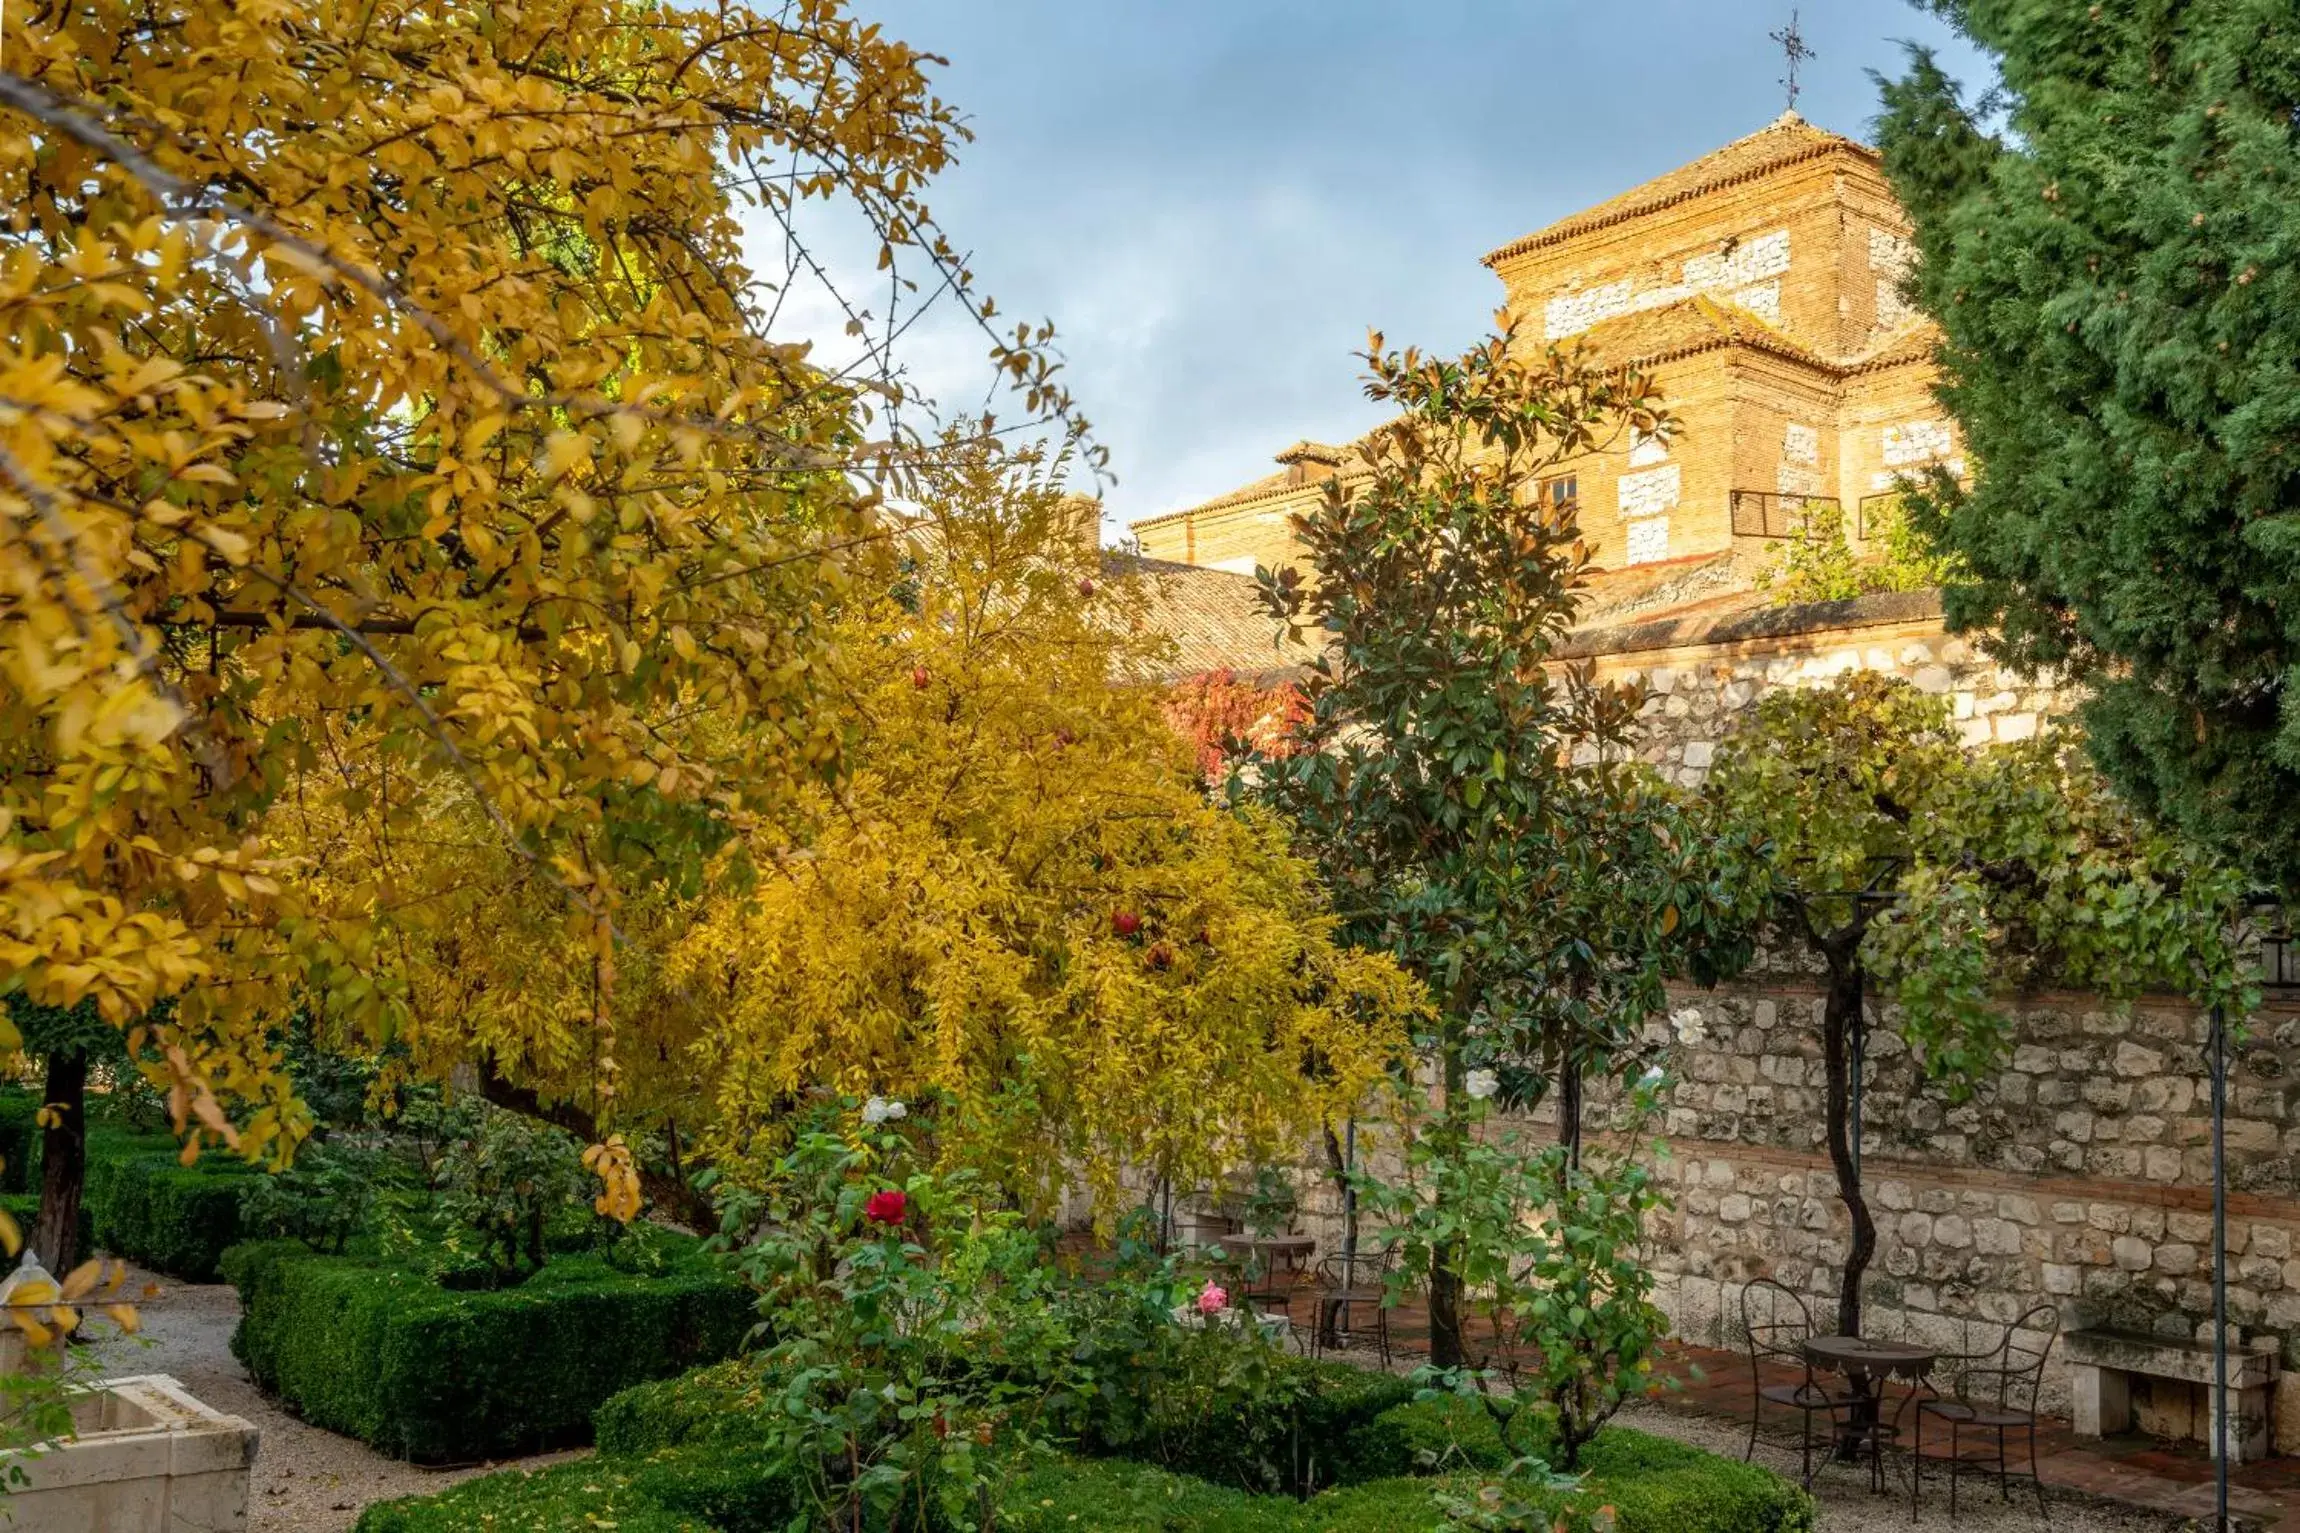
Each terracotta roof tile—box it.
[1484,113,1878,267]
[1571,294,1829,371]
[1105,553,1322,683]
[1847,319,1942,373]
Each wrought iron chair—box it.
[1308,1246,1396,1367]
[1740,1277,1859,1487]
[1910,1303,2060,1520]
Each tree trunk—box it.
[1555,1053,1584,1170]
[475,1061,714,1229]
[1427,1048,1469,1369]
[1320,1120,1357,1259]
[1821,950,1875,1338]
[32,1051,88,1274]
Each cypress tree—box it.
[1877,1,2300,886]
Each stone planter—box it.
[0,1373,259,1531]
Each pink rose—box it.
[1195,1280,1228,1316]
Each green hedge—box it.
[372,1355,1811,1533]
[597,1349,1417,1499]
[364,1432,1810,1533]
[225,1235,753,1462]
[0,1092,35,1194]
[353,1451,731,1533]
[1126,1355,1417,1494]
[1002,1423,1813,1533]
[85,1147,255,1282]
[594,1356,775,1457]
[0,1192,91,1262]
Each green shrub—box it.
[997,1456,1463,1532]
[383,1386,1811,1533]
[0,1192,90,1262]
[225,1233,752,1462]
[1340,1402,1811,1533]
[1079,1350,1417,1495]
[1566,1427,1814,1533]
[352,1453,724,1533]
[0,1091,36,1194]
[1333,1393,1511,1483]
[594,1356,775,1456]
[85,1148,255,1281]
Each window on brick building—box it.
[1538,474,1578,513]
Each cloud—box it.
[739,0,1998,540]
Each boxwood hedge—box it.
[225,1234,753,1462]
[85,1144,255,1281]
[364,1360,1813,1533]
[0,1091,35,1194]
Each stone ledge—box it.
[1559,587,1945,662]
[2064,1328,2278,1390]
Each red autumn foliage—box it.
[1161,669,1306,781]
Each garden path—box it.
[83,1266,583,1533]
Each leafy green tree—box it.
[1700,674,2256,1334]
[1254,328,1744,1365]
[1753,498,1961,607]
[1877,3,2300,888]
[1359,1089,1671,1473]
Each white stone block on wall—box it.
[1731,281,1782,323]
[1883,419,1957,467]
[1618,464,1681,519]
[1877,279,1913,330]
[1683,230,1791,290]
[1624,516,1670,566]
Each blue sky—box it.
[808,2,1995,535]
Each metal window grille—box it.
[1857,492,1905,542]
[2261,929,2300,989]
[1729,490,1838,540]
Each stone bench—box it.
[2064,1328,2279,1464]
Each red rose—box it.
[864,1189,908,1225]
[1112,910,1142,938]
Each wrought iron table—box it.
[1802,1335,1937,1491]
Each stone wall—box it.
[1217,593,2297,1448]
[1642,975,2300,1432]
[1557,588,2065,786]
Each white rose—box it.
[1464,1069,1500,1101]
[1670,1008,1708,1048]
[861,1096,907,1125]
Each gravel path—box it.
[1614,1399,2192,1533]
[82,1270,581,1533]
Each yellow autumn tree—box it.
[0,1,1087,1172]
[649,437,1420,1212]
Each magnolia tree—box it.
[1253,327,1746,1366]
[1700,674,2257,1335]
[0,0,1090,1237]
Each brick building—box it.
[1122,116,2300,1460]
[1128,111,1957,624]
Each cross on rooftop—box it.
[1770,9,1816,113]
